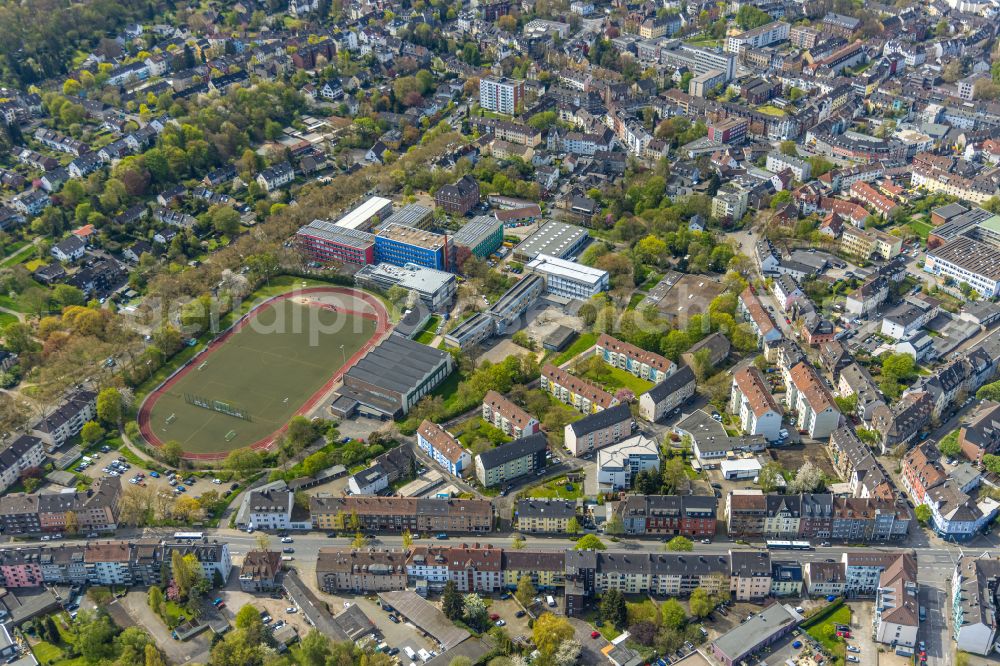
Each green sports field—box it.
[144,297,377,455]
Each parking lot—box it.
[73,448,230,504]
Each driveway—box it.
[119,591,211,664]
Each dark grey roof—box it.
[345,336,450,395]
[566,403,632,437]
[476,433,547,470]
[643,364,696,402]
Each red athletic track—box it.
[136,287,391,461]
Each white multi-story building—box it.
[952,555,1000,655]
[245,488,293,531]
[925,236,1000,298]
[596,434,660,489]
[0,435,45,493]
[874,554,919,649]
[525,254,609,299]
[786,361,840,439]
[765,151,812,182]
[480,77,524,115]
[730,367,783,441]
[726,21,790,53]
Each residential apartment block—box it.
[614,494,718,537]
[540,364,618,414]
[730,366,783,441]
[475,433,548,487]
[564,403,633,456]
[516,499,578,533]
[595,333,676,384]
[416,420,472,477]
[482,390,540,440]
[309,496,493,533]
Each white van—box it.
[417,649,431,663]
[403,647,416,660]
[546,595,556,607]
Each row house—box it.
[310,496,493,533]
[407,544,503,593]
[33,129,89,156]
[901,443,998,541]
[595,333,676,383]
[614,494,718,538]
[960,400,1000,465]
[482,390,539,440]
[501,550,566,591]
[315,548,408,593]
[843,552,911,598]
[0,476,121,535]
[727,490,909,540]
[540,364,619,414]
[827,426,895,501]
[804,561,847,598]
[0,538,225,589]
[870,391,932,454]
[563,549,731,605]
[731,550,773,601]
[516,499,578,534]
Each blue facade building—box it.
[374,223,451,270]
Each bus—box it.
[173,532,204,541]
[767,540,813,550]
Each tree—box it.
[511,533,525,550]
[574,534,606,550]
[789,461,824,493]
[939,433,962,458]
[665,536,693,552]
[758,461,784,492]
[566,517,580,535]
[96,387,123,426]
[515,574,537,608]
[299,631,332,666]
[553,639,582,666]
[352,531,367,548]
[148,585,165,615]
[533,613,575,662]
[689,587,714,618]
[442,580,463,620]
[600,589,627,628]
[144,644,167,666]
[463,593,488,630]
[171,551,202,600]
[224,447,263,474]
[235,605,262,632]
[604,514,625,536]
[53,284,85,307]
[81,421,105,444]
[402,529,413,548]
[161,440,184,466]
[660,598,688,630]
[914,504,931,525]
[779,140,797,157]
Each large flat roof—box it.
[377,223,448,250]
[712,603,801,660]
[513,221,588,260]
[297,220,375,248]
[335,196,393,230]
[526,254,608,286]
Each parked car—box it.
[286,607,297,614]
[591,632,600,639]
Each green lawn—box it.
[551,332,597,366]
[31,640,63,663]
[455,417,511,447]
[577,364,655,396]
[523,476,584,500]
[162,600,192,627]
[906,219,933,243]
[0,312,18,327]
[0,241,34,268]
[144,292,377,454]
[415,316,441,345]
[756,105,786,117]
[803,603,850,666]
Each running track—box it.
[137,287,391,461]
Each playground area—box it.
[138,287,388,459]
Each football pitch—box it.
[140,289,383,457]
